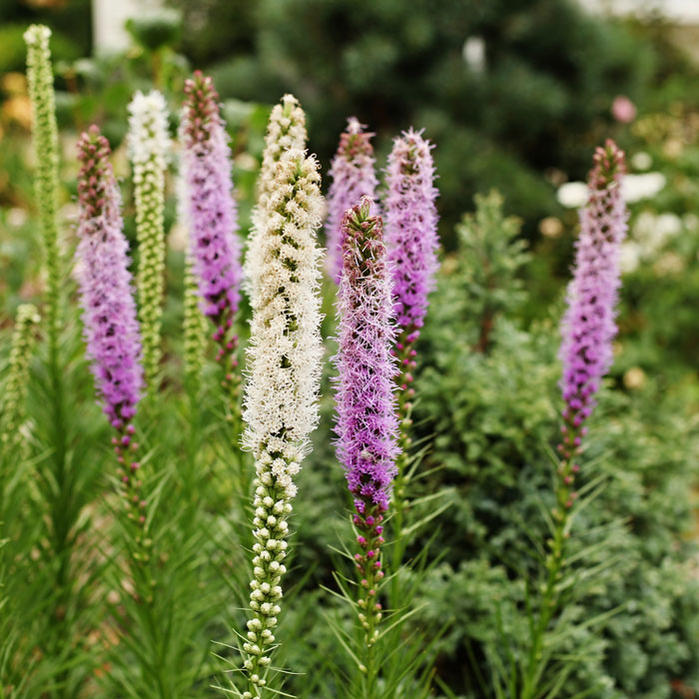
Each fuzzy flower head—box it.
[76,126,143,429]
[325,118,379,283]
[559,140,628,436]
[242,95,324,493]
[128,90,169,176]
[257,94,308,199]
[334,197,399,514]
[245,94,308,307]
[180,71,242,327]
[385,128,439,334]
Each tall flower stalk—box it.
[24,27,84,690]
[24,25,61,352]
[76,126,146,543]
[128,90,169,392]
[520,140,627,699]
[334,197,398,693]
[239,94,324,698]
[325,118,379,283]
[180,72,243,418]
[384,129,438,569]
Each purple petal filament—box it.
[325,118,378,284]
[76,125,143,432]
[558,139,628,466]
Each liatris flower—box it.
[76,126,144,518]
[128,90,169,390]
[24,25,60,351]
[0,305,40,451]
[325,118,379,283]
[240,94,324,696]
[180,72,242,407]
[558,140,628,484]
[334,197,398,648]
[245,94,308,308]
[384,128,438,540]
[385,128,439,391]
[520,140,628,699]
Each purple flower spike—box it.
[76,125,143,431]
[385,128,439,335]
[334,196,398,641]
[334,197,399,515]
[325,118,379,283]
[559,139,627,455]
[180,72,242,400]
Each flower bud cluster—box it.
[128,90,169,390]
[0,304,40,451]
[183,258,208,387]
[325,117,378,283]
[241,470,295,690]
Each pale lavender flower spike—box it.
[385,127,439,337]
[558,139,628,463]
[180,71,242,337]
[180,71,243,397]
[325,117,379,283]
[76,125,143,431]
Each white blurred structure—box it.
[578,0,699,21]
[92,0,163,53]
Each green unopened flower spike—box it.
[1,305,41,451]
[24,25,60,352]
[128,90,169,390]
[183,258,208,387]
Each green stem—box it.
[390,329,417,606]
[520,428,580,699]
[352,503,386,699]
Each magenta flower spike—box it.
[558,139,628,469]
[180,71,242,402]
[325,118,379,283]
[385,128,439,407]
[76,126,143,434]
[334,197,398,642]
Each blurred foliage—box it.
[171,0,699,245]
